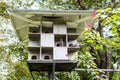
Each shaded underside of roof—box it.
[8,9,94,42]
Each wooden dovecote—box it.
[28,23,79,61]
[8,10,93,72]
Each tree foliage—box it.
[0,0,120,80]
[0,42,32,80]
[0,2,11,19]
[77,8,120,79]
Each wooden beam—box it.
[10,13,41,25]
[74,16,93,23]
[74,68,120,72]
[22,35,28,41]
[16,24,28,30]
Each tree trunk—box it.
[105,48,111,79]
[77,0,88,10]
[97,20,111,79]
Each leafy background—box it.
[0,0,120,80]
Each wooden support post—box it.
[52,62,55,80]
[48,71,53,80]
[48,63,55,80]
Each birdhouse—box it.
[8,9,94,72]
[28,23,80,60]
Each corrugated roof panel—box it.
[8,9,94,41]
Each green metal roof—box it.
[8,9,94,42]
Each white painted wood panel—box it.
[53,47,68,60]
[54,24,67,34]
[41,34,54,47]
[28,40,40,46]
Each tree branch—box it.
[77,0,88,10]
[105,48,111,69]
[90,46,100,68]
[97,19,104,37]
[97,49,107,69]
[111,0,116,8]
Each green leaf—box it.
[101,20,107,25]
[117,50,120,57]
[111,27,117,33]
[112,51,117,57]
[105,8,112,11]
[97,9,104,13]
[95,44,101,50]
[87,39,94,43]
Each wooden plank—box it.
[74,68,120,72]
[41,34,54,47]
[27,60,78,72]
[54,24,67,34]
[54,47,68,60]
